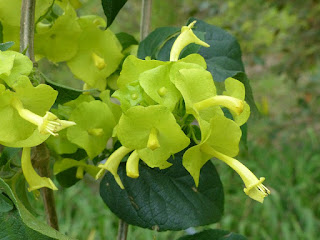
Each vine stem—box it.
[19,0,59,230]
[117,219,129,240]
[140,0,153,41]
[20,0,36,63]
[32,144,59,230]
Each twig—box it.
[140,0,153,41]
[117,219,129,240]
[20,0,36,63]
[32,143,59,230]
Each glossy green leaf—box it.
[55,167,80,188]
[177,229,247,240]
[186,18,244,82]
[67,100,116,159]
[43,73,93,105]
[100,154,224,231]
[101,0,127,28]
[0,177,71,239]
[116,32,138,50]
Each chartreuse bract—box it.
[0,50,75,191]
[97,21,270,203]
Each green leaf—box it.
[100,153,224,231]
[0,210,54,239]
[177,229,247,240]
[55,167,80,188]
[0,41,14,51]
[138,27,180,59]
[186,18,244,82]
[0,193,14,212]
[0,176,71,239]
[116,32,138,50]
[101,0,127,28]
[42,73,91,105]
[0,147,21,168]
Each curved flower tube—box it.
[22,147,58,192]
[201,144,270,203]
[96,146,133,189]
[170,21,210,61]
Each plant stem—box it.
[20,0,59,230]
[20,0,36,63]
[117,219,129,240]
[32,143,59,230]
[140,0,152,41]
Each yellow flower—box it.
[21,147,58,192]
[170,21,210,62]
[12,98,76,136]
[201,144,270,203]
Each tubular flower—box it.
[11,98,76,136]
[201,144,270,203]
[170,21,210,61]
[22,147,58,192]
[96,146,133,189]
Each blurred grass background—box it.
[37,0,320,239]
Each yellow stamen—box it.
[21,147,58,192]
[170,21,210,62]
[157,87,167,97]
[126,150,140,178]
[147,127,160,150]
[96,146,133,189]
[92,52,106,70]
[87,128,104,136]
[11,98,76,136]
[201,144,270,203]
[194,95,244,115]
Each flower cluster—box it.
[97,21,270,203]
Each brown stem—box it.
[117,219,128,240]
[20,0,36,63]
[32,143,59,230]
[140,0,152,41]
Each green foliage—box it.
[0,176,71,239]
[101,0,128,27]
[100,154,224,231]
[178,229,247,240]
